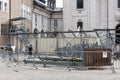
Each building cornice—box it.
[33,4,63,14]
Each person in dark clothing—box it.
[8,46,13,61]
[28,44,33,58]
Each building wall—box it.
[0,0,33,46]
[111,0,120,29]
[51,11,63,31]
[21,0,33,32]
[10,0,33,32]
[63,0,120,33]
[11,0,21,18]
[33,6,63,34]
[63,0,98,31]
[0,0,9,25]
[33,6,51,33]
[0,0,9,46]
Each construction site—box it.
[0,0,120,80]
[0,28,120,80]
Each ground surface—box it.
[0,58,120,80]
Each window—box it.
[35,14,37,26]
[42,16,44,26]
[27,11,28,17]
[28,12,31,20]
[0,22,1,35]
[77,22,83,30]
[21,9,23,16]
[115,24,120,44]
[54,20,58,27]
[4,3,7,12]
[24,10,26,17]
[0,1,3,11]
[118,0,120,8]
[77,0,83,9]
[21,4,31,20]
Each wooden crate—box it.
[84,48,112,66]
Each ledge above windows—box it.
[76,9,85,13]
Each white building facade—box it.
[63,0,120,32]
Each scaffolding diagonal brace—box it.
[95,31,102,45]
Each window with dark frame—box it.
[118,0,120,8]
[77,22,83,30]
[35,14,37,26]
[77,0,83,9]
[54,20,58,27]
[4,2,7,12]
[0,1,2,11]
[115,24,120,44]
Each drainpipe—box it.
[106,0,109,48]
[9,0,11,43]
[107,0,109,29]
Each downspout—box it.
[107,0,109,29]
[32,1,35,33]
[9,0,11,43]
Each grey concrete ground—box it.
[0,60,120,80]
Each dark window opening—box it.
[115,24,120,44]
[77,0,83,9]
[35,14,37,26]
[4,3,7,12]
[54,20,58,27]
[0,1,2,11]
[77,22,83,29]
[118,0,120,8]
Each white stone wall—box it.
[63,0,89,31]
[111,0,120,29]
[63,0,120,32]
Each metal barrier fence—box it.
[0,49,116,73]
[0,30,117,73]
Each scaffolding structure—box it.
[5,28,117,72]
